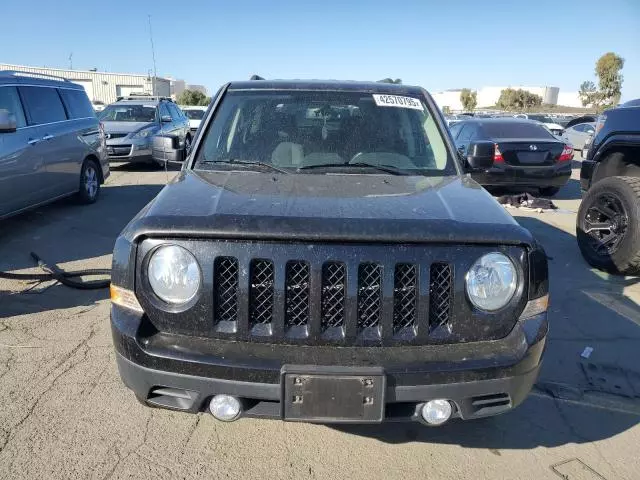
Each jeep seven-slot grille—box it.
[249,260,275,326]
[214,258,454,341]
[429,263,453,330]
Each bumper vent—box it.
[429,263,453,330]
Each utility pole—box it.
[148,15,158,95]
[69,52,73,70]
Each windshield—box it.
[98,104,157,122]
[195,90,454,175]
[184,109,205,120]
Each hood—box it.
[122,171,533,246]
[101,121,155,134]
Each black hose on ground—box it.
[0,252,110,290]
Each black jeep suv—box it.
[110,80,549,426]
[578,100,640,275]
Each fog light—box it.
[420,399,453,426]
[209,395,241,422]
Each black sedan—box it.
[450,118,573,196]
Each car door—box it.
[0,85,36,217]
[455,124,473,154]
[56,87,98,191]
[158,103,176,138]
[18,85,74,200]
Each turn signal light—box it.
[110,285,143,312]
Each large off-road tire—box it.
[577,176,640,275]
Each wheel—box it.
[539,186,560,197]
[77,159,100,204]
[576,176,640,275]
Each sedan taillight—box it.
[559,145,573,161]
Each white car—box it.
[180,106,207,135]
[518,114,564,136]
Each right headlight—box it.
[466,252,517,311]
[147,245,201,304]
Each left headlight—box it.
[132,127,156,139]
[148,245,201,304]
[466,252,517,311]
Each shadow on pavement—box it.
[0,182,164,318]
[109,161,182,173]
[332,393,638,447]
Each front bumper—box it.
[105,139,153,163]
[112,305,547,423]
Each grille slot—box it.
[249,259,275,326]
[321,262,346,329]
[285,261,310,327]
[357,263,383,329]
[393,264,417,333]
[214,257,239,324]
[429,263,453,330]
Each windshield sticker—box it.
[372,94,423,111]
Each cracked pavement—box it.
[0,161,639,479]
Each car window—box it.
[457,124,473,143]
[167,103,182,121]
[449,122,463,139]
[19,86,67,125]
[195,90,455,174]
[58,88,95,119]
[185,109,205,120]
[159,104,171,120]
[99,103,157,122]
[482,121,555,139]
[0,86,27,128]
[584,125,595,134]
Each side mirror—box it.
[161,115,172,123]
[152,134,185,163]
[466,141,494,170]
[0,109,17,133]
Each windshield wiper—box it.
[203,159,289,174]
[297,162,408,175]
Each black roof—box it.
[0,70,82,89]
[227,79,424,95]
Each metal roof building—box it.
[0,63,171,105]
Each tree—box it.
[176,89,211,106]
[595,52,624,107]
[496,88,542,111]
[578,80,598,107]
[459,89,477,111]
[578,52,624,110]
[377,78,402,84]
[441,106,451,115]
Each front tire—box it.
[77,159,100,204]
[577,176,640,275]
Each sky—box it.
[1,0,639,101]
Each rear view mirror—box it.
[152,135,185,163]
[0,109,17,133]
[466,141,494,170]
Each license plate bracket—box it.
[282,366,385,423]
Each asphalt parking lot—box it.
[1,159,639,480]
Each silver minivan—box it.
[0,71,109,220]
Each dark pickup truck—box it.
[110,80,549,426]
[578,100,640,275]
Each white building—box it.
[432,85,565,112]
[0,63,171,105]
